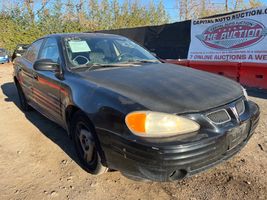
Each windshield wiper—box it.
[87,63,117,71]
[122,59,160,64]
[71,63,116,71]
[71,60,159,71]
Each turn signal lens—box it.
[125,112,146,134]
[125,111,200,137]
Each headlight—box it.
[125,111,200,137]
[242,86,248,100]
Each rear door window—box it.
[24,39,44,63]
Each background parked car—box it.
[0,48,10,64]
[11,44,29,62]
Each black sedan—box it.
[13,33,260,182]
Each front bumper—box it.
[97,100,260,182]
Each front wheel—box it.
[71,111,108,175]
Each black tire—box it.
[16,81,30,111]
[71,111,108,175]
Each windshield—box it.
[63,35,159,69]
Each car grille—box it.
[206,109,231,124]
[206,99,246,124]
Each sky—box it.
[1,0,267,22]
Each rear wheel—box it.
[71,111,108,175]
[16,81,30,111]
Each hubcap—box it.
[79,129,95,163]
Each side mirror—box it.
[33,59,59,71]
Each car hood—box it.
[78,63,243,114]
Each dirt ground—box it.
[0,63,266,200]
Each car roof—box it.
[45,32,124,39]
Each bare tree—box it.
[175,0,264,20]
[249,0,263,8]
[76,0,85,24]
[24,0,35,23]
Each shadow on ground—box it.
[1,82,81,167]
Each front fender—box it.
[87,87,147,135]
[61,72,147,136]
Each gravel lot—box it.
[0,63,266,200]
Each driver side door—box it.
[32,37,63,125]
